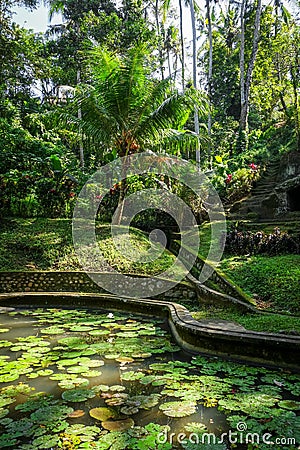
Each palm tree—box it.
[72,46,208,222]
[239,0,262,135]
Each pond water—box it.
[0,306,299,450]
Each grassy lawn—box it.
[0,218,175,275]
[220,254,300,315]
[191,303,300,334]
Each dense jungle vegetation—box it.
[0,0,299,219]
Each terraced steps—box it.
[230,157,282,218]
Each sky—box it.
[13,4,62,32]
[13,2,193,35]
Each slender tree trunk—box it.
[113,155,129,225]
[77,68,84,168]
[291,34,300,151]
[155,0,165,80]
[206,0,213,165]
[178,0,185,91]
[239,0,246,131]
[189,0,200,167]
[240,0,262,132]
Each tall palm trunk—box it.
[179,0,185,91]
[155,0,165,80]
[240,0,262,132]
[77,68,84,168]
[206,0,213,165]
[189,0,200,167]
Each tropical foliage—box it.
[0,0,299,217]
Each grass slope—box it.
[0,218,175,275]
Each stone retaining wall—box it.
[0,271,197,302]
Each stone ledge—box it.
[1,292,299,371]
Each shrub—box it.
[225,226,299,256]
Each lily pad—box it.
[278,400,300,410]
[184,422,208,433]
[102,418,134,431]
[32,434,60,449]
[30,405,74,424]
[120,405,139,415]
[104,354,121,360]
[159,401,197,418]
[58,378,89,389]
[121,371,145,381]
[62,388,96,402]
[42,326,65,334]
[68,409,85,418]
[89,407,117,421]
[88,330,110,336]
[110,385,126,392]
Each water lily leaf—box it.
[159,401,197,418]
[128,394,161,410]
[110,385,126,392]
[58,378,89,389]
[92,384,110,393]
[0,341,11,348]
[218,393,280,418]
[89,407,116,421]
[1,383,35,397]
[139,376,156,385]
[69,325,93,332]
[0,328,10,333]
[42,326,65,334]
[57,337,86,347]
[15,394,56,412]
[32,434,60,449]
[120,405,139,415]
[88,330,110,336]
[0,373,19,382]
[26,372,39,379]
[79,359,104,368]
[81,370,102,378]
[67,365,91,374]
[6,417,36,438]
[104,354,121,360]
[68,409,85,418]
[64,424,100,439]
[0,408,9,419]
[36,369,53,376]
[184,422,208,433]
[121,371,144,381]
[102,418,134,431]
[62,388,96,402]
[0,433,18,448]
[30,405,74,424]
[278,400,300,410]
[0,396,14,407]
[131,352,152,358]
[116,357,134,364]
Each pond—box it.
[0,306,299,450]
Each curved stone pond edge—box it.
[1,292,299,371]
